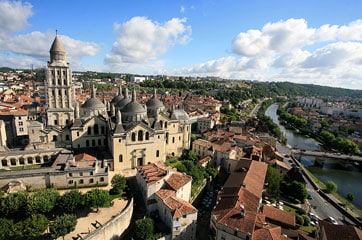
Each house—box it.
[155,189,197,240]
[136,162,196,239]
[210,159,268,240]
[318,220,362,240]
[262,205,296,229]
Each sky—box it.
[1,0,362,90]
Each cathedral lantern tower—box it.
[46,32,74,127]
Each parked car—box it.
[327,216,338,225]
[307,194,313,200]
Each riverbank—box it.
[290,153,362,225]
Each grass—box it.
[300,225,317,234]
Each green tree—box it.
[50,214,77,240]
[57,190,84,213]
[181,150,199,162]
[325,180,337,194]
[17,214,49,240]
[346,192,354,203]
[84,189,111,211]
[288,181,308,203]
[0,218,14,240]
[0,190,28,218]
[134,217,154,240]
[111,174,127,195]
[265,165,280,199]
[26,188,59,215]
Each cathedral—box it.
[31,34,191,172]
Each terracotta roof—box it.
[270,159,290,170]
[136,162,169,186]
[225,160,267,198]
[0,109,28,116]
[319,220,362,240]
[74,153,96,161]
[155,189,197,219]
[198,155,212,165]
[253,226,285,240]
[263,205,296,227]
[165,173,192,191]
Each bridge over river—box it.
[292,150,362,168]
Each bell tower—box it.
[46,32,74,127]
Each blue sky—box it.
[1,0,362,89]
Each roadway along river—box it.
[265,103,362,209]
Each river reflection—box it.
[264,104,320,150]
[265,103,362,209]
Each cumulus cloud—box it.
[0,0,33,37]
[105,16,191,71]
[168,18,362,89]
[0,1,100,70]
[0,31,100,69]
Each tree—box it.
[181,150,199,162]
[288,181,308,203]
[134,217,154,240]
[57,190,84,213]
[17,214,49,240]
[50,214,77,240]
[265,165,280,200]
[0,218,14,240]
[110,174,127,195]
[84,189,111,211]
[325,180,337,194]
[26,188,59,216]
[0,190,28,218]
[346,192,354,204]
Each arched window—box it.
[94,124,99,134]
[145,132,150,140]
[165,122,168,128]
[131,132,136,141]
[156,150,159,157]
[166,133,169,144]
[138,130,143,141]
[119,154,123,162]
[52,135,57,142]
[160,120,163,128]
[87,127,92,135]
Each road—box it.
[276,142,354,225]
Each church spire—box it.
[91,85,96,98]
[49,31,66,63]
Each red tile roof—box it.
[155,189,197,219]
[136,162,171,186]
[263,205,296,227]
[74,153,96,161]
[165,173,192,191]
[319,220,362,240]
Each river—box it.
[265,103,362,209]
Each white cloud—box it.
[0,31,100,69]
[180,5,185,13]
[168,18,362,89]
[105,16,191,71]
[0,0,33,37]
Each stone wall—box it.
[84,198,134,240]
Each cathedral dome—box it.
[82,97,106,109]
[80,85,107,117]
[146,89,165,118]
[115,87,131,110]
[121,90,147,123]
[110,85,123,104]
